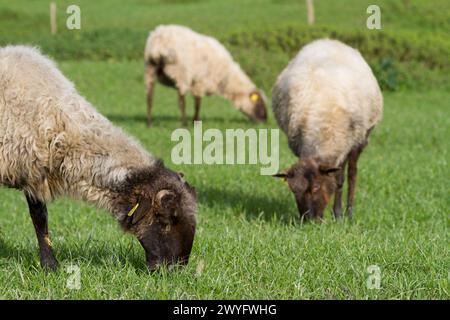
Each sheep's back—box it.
[272,39,382,164]
[0,46,154,196]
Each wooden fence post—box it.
[50,2,57,35]
[306,0,315,25]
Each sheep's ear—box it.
[272,172,287,179]
[319,165,340,175]
[154,189,177,216]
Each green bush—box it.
[225,25,450,69]
[0,29,146,61]
[0,24,448,91]
[370,58,398,91]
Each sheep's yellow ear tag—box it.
[250,93,259,103]
[128,203,139,217]
[273,173,288,184]
[44,235,52,247]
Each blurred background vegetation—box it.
[0,0,448,92]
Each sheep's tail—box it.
[144,30,180,90]
[144,32,160,89]
[144,29,177,67]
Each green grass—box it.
[2,0,449,36]
[0,1,449,299]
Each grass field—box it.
[0,1,448,299]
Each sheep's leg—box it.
[178,92,187,127]
[25,194,58,271]
[145,64,156,127]
[333,158,348,219]
[146,83,154,127]
[346,143,366,219]
[193,96,201,122]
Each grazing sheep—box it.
[144,24,267,126]
[272,39,383,220]
[0,45,197,271]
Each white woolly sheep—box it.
[144,24,267,126]
[272,39,383,220]
[0,45,197,271]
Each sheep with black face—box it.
[118,166,197,270]
[0,45,197,271]
[272,39,383,220]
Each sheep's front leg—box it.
[25,194,58,271]
[145,64,156,127]
[346,144,365,219]
[333,158,348,219]
[146,83,154,127]
[193,96,201,122]
[178,92,187,127]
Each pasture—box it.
[0,0,448,299]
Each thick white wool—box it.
[0,45,156,212]
[272,39,383,166]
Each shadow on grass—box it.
[105,113,252,127]
[0,237,149,273]
[198,185,298,224]
[0,238,36,263]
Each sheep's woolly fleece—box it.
[272,39,383,166]
[0,45,157,214]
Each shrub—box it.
[224,25,450,69]
[0,23,447,91]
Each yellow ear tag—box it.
[128,203,139,217]
[44,235,52,247]
[250,93,259,103]
[276,175,288,185]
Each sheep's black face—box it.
[250,91,267,122]
[273,158,339,220]
[236,91,267,122]
[121,165,197,270]
[138,201,196,271]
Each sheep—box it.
[144,24,267,127]
[272,39,383,220]
[0,45,197,271]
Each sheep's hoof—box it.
[333,208,343,219]
[299,214,310,223]
[41,257,59,272]
[346,207,353,219]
